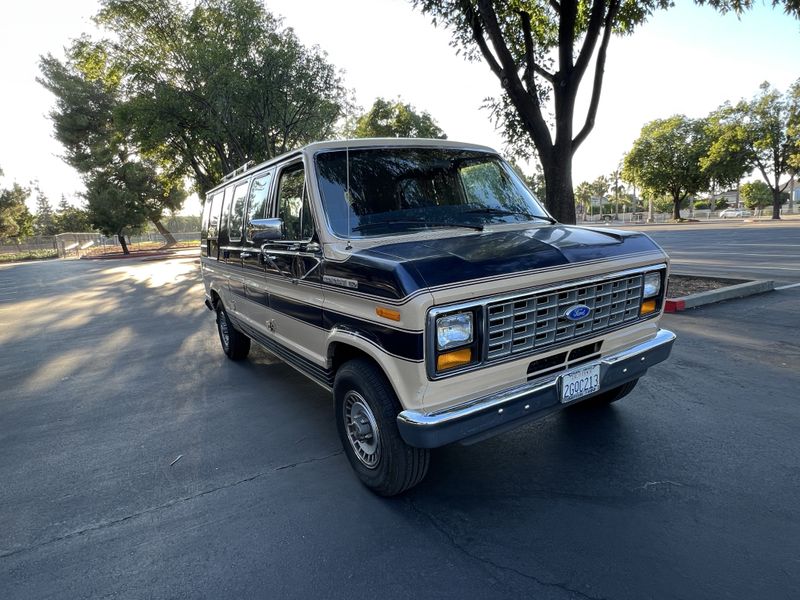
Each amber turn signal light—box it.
[436,348,472,371]
[376,307,401,321]
[641,299,657,315]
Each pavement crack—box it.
[275,450,342,471]
[407,498,607,600]
[0,449,343,560]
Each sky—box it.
[1,0,798,217]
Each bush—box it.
[0,249,58,263]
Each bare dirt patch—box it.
[667,275,746,298]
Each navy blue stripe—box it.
[322,311,424,362]
[322,256,416,300]
[244,285,269,308]
[235,319,334,387]
[228,287,424,362]
[270,294,324,328]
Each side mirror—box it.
[249,218,283,244]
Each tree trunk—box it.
[772,188,782,220]
[153,219,178,246]
[118,230,130,255]
[541,146,577,224]
[673,196,682,221]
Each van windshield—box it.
[314,147,552,238]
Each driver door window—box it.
[276,164,313,241]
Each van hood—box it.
[322,225,664,300]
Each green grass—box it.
[0,249,58,263]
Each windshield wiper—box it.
[353,220,483,233]
[466,207,557,224]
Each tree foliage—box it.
[623,115,711,220]
[55,196,94,233]
[39,39,185,251]
[33,186,58,236]
[740,180,773,209]
[96,0,351,195]
[705,81,800,219]
[0,177,34,240]
[352,98,447,139]
[412,0,800,224]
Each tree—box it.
[623,116,711,220]
[0,167,34,240]
[575,176,609,217]
[84,167,149,254]
[33,185,58,236]
[740,180,773,210]
[411,1,800,224]
[55,196,94,233]
[705,81,800,219]
[352,98,447,139]
[701,104,751,192]
[39,39,186,251]
[94,0,352,196]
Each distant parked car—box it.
[600,214,619,222]
[719,208,752,218]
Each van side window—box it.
[276,164,313,241]
[207,191,223,238]
[245,171,274,239]
[201,196,213,238]
[219,186,234,239]
[228,181,249,242]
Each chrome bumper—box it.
[397,328,676,448]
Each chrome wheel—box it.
[343,391,380,469]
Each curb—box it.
[664,279,775,313]
[80,248,199,260]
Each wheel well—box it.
[328,342,404,409]
[329,342,373,375]
[210,290,221,309]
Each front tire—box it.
[334,359,429,496]
[583,378,639,406]
[216,302,250,361]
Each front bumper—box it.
[397,328,676,448]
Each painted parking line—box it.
[669,252,800,258]
[717,243,800,247]
[775,282,800,290]
[670,262,800,272]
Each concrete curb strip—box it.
[665,280,775,313]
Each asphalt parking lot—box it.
[628,219,800,283]
[1,228,799,599]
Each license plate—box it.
[560,363,601,403]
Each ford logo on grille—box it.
[564,304,591,321]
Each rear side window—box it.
[201,196,212,238]
[219,186,234,239]
[228,181,249,242]
[246,171,274,240]
[276,164,313,241]
[207,192,223,238]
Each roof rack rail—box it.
[222,160,255,182]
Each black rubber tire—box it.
[334,359,430,496]
[583,378,639,406]
[216,303,251,361]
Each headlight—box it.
[643,272,661,298]
[436,313,473,350]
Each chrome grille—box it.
[486,274,644,361]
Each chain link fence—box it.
[0,232,200,259]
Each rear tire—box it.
[334,359,430,496]
[216,302,250,361]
